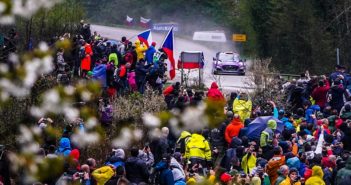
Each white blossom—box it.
[71,131,100,147]
[64,86,75,95]
[133,129,143,141]
[181,103,208,131]
[112,127,133,147]
[0,2,6,13]
[85,118,97,129]
[81,91,92,101]
[142,113,160,127]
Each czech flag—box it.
[162,27,176,80]
[137,29,153,48]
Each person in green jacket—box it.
[260,119,277,160]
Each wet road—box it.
[91,25,252,92]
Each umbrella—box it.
[245,116,284,140]
[107,39,121,46]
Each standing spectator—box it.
[328,79,348,113]
[135,40,148,61]
[125,147,149,184]
[154,154,175,185]
[335,157,351,185]
[224,114,244,144]
[185,130,212,168]
[145,42,156,65]
[305,166,325,185]
[91,165,115,185]
[135,59,149,94]
[260,119,277,159]
[233,92,252,122]
[150,127,170,164]
[266,147,286,185]
[207,82,225,102]
[55,137,72,156]
[311,79,330,110]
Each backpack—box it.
[78,46,86,59]
[100,105,113,123]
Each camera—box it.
[78,172,85,178]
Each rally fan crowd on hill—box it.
[2,23,351,185]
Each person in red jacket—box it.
[311,78,330,110]
[207,82,225,102]
[224,114,244,144]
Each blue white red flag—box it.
[161,27,175,80]
[137,29,153,48]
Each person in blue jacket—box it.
[145,42,157,65]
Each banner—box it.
[152,23,179,32]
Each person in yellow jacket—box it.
[305,166,325,185]
[241,145,257,174]
[135,40,148,61]
[185,131,212,167]
[279,168,301,185]
[91,165,115,185]
[233,93,252,122]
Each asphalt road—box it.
[91,25,252,92]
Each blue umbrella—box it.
[107,39,121,46]
[245,116,284,140]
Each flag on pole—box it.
[137,29,153,48]
[140,17,151,28]
[125,15,133,26]
[161,27,175,80]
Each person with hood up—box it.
[335,157,351,185]
[176,131,191,155]
[91,165,115,185]
[226,92,237,112]
[305,166,325,185]
[233,92,252,122]
[207,82,225,102]
[134,40,148,61]
[260,119,277,159]
[145,42,157,65]
[224,114,244,144]
[55,137,72,156]
[303,100,320,124]
[279,168,301,185]
[185,130,212,168]
[154,154,175,185]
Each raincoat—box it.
[207,82,225,102]
[233,97,252,122]
[55,137,71,156]
[241,153,256,174]
[305,166,325,185]
[279,177,301,185]
[135,40,148,61]
[185,133,211,162]
[91,166,115,185]
[260,119,277,147]
[266,155,285,185]
[108,52,119,66]
[224,118,244,144]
